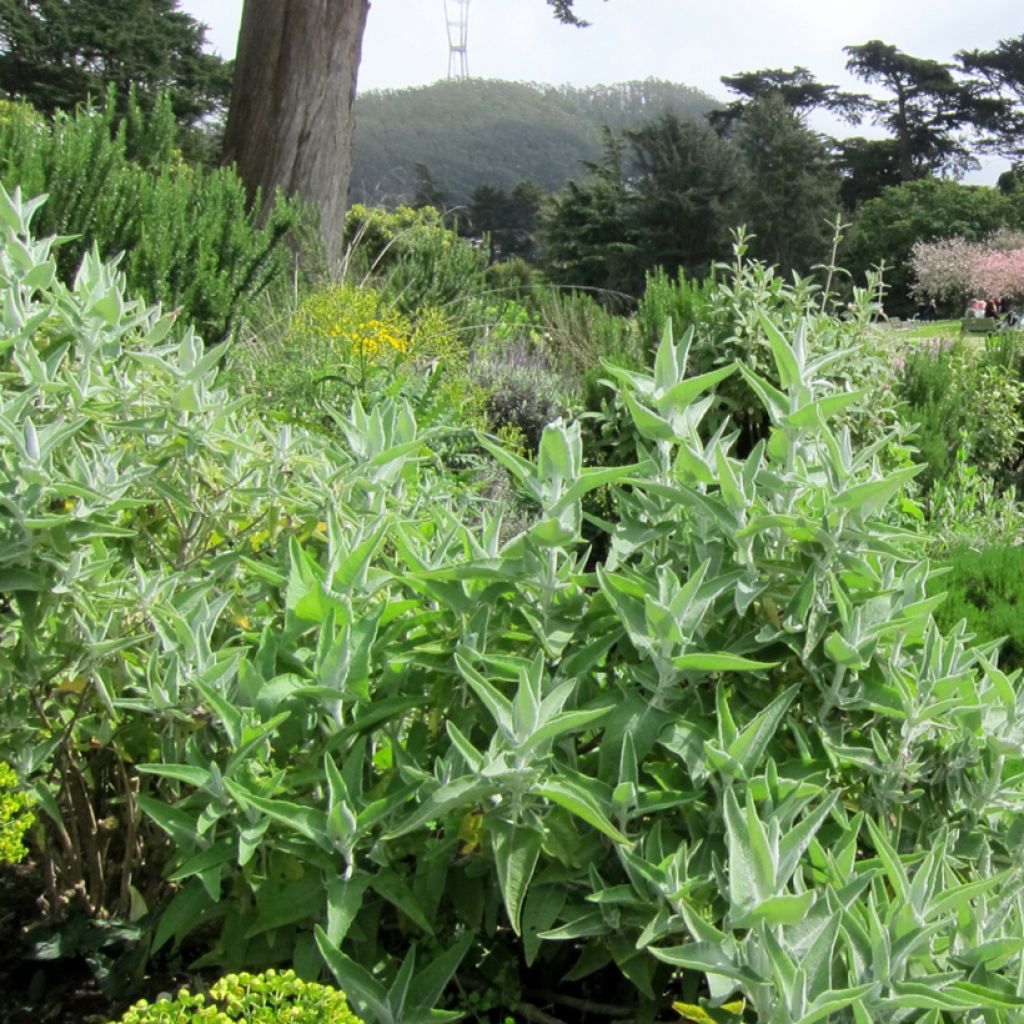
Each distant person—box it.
[1000,295,1013,318]
[923,299,937,321]
[985,297,998,319]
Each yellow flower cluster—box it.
[0,97,44,130]
[288,284,412,363]
[0,761,34,865]
[110,969,362,1024]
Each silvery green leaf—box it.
[490,819,542,935]
[759,312,802,390]
[455,651,514,737]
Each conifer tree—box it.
[0,0,231,129]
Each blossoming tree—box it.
[909,236,984,303]
[911,230,1024,304]
[972,248,1024,300]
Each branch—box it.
[546,0,603,27]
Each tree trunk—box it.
[894,86,915,181]
[222,0,371,261]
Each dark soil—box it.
[0,864,194,1024]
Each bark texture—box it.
[223,0,371,259]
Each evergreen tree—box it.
[0,0,231,128]
[711,66,866,131]
[732,95,840,274]
[626,113,743,280]
[543,115,743,299]
[468,180,544,261]
[958,32,1024,161]
[833,137,904,209]
[541,131,641,299]
[844,40,976,181]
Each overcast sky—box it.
[181,0,1022,183]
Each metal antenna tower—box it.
[445,0,470,80]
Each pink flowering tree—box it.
[912,230,1024,305]
[913,236,983,303]
[910,236,984,304]
[971,249,1024,300]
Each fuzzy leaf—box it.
[489,820,542,935]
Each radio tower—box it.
[445,0,470,80]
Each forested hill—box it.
[350,78,720,205]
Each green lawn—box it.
[899,318,960,340]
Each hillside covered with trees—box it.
[350,78,720,204]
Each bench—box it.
[960,316,999,336]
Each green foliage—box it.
[143,307,1024,1022]
[469,342,567,451]
[541,114,744,300]
[9,185,1024,1023]
[527,288,646,480]
[959,31,1024,162]
[636,266,717,352]
[0,95,45,130]
[351,78,718,206]
[896,338,1024,488]
[225,282,484,434]
[0,761,34,864]
[843,176,1012,312]
[0,186,405,924]
[111,969,361,1024]
[635,234,902,451]
[168,324,1024,1016]
[543,107,841,300]
[844,40,978,180]
[343,203,490,319]
[0,90,299,340]
[465,179,543,262]
[924,446,1024,552]
[480,255,540,305]
[931,544,1024,669]
[540,129,640,299]
[626,114,744,282]
[834,135,904,208]
[0,0,232,135]
[536,286,643,382]
[731,94,841,275]
[712,65,868,129]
